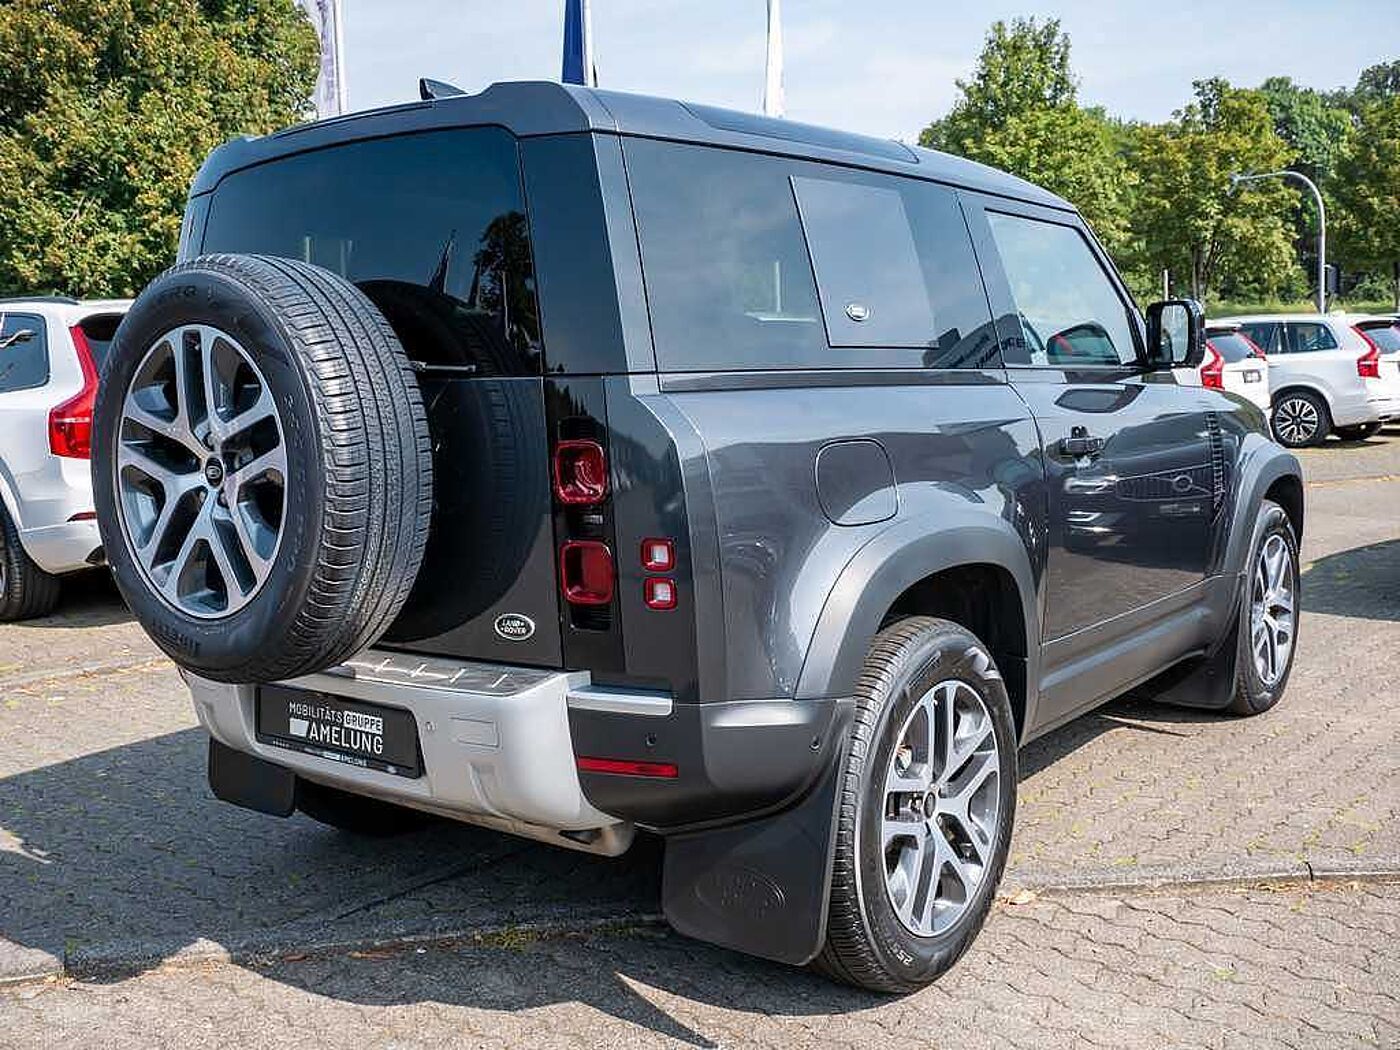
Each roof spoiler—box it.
[419,78,467,101]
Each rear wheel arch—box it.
[1264,474,1304,544]
[795,516,1039,739]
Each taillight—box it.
[553,439,607,505]
[49,326,99,458]
[1355,327,1381,378]
[644,577,677,610]
[1200,344,1225,390]
[577,756,678,778]
[640,538,675,572]
[560,540,615,606]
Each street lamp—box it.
[1230,170,1327,314]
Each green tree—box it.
[1332,96,1400,309]
[0,0,319,297]
[1257,76,1353,184]
[1130,79,1296,303]
[919,18,1133,260]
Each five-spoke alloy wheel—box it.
[116,324,286,619]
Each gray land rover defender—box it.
[90,81,1304,992]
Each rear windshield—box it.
[1205,331,1261,363]
[200,128,542,376]
[77,313,123,368]
[1358,322,1400,353]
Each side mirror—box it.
[1145,299,1205,369]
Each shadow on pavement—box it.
[1301,538,1400,623]
[23,569,132,629]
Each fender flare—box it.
[795,507,1041,707]
[1222,439,1303,584]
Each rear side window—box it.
[0,312,48,392]
[1357,322,1400,352]
[76,313,123,369]
[1284,322,1338,354]
[985,212,1138,367]
[201,128,542,375]
[1206,331,1261,363]
[1238,322,1279,355]
[625,139,997,371]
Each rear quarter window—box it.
[0,312,49,393]
[625,139,998,371]
[201,127,542,376]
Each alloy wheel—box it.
[1249,532,1295,686]
[881,679,1001,937]
[115,325,286,619]
[1274,397,1319,446]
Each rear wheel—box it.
[1272,390,1330,447]
[0,504,62,622]
[815,617,1017,993]
[1334,422,1382,441]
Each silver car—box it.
[0,296,129,619]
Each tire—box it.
[1272,390,1330,447]
[296,778,433,837]
[0,503,62,621]
[1229,500,1300,716]
[1334,422,1381,441]
[814,617,1018,993]
[91,254,433,683]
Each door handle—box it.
[1058,428,1105,458]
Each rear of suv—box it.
[1219,312,1400,445]
[91,82,1303,992]
[0,296,127,619]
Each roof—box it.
[191,80,1071,211]
[0,297,131,319]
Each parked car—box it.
[1177,322,1271,414]
[1215,312,1400,446]
[1351,316,1400,427]
[0,296,128,620]
[89,83,1303,993]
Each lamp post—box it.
[1230,170,1327,314]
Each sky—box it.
[342,1,1400,141]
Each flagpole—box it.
[763,0,784,117]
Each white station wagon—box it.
[1214,313,1400,447]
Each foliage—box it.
[1330,95,1400,308]
[919,18,1133,257]
[0,0,319,297]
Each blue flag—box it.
[562,0,594,85]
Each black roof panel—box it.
[191,80,1070,211]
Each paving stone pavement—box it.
[2,878,1396,1049]
[1,436,1397,1045]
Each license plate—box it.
[256,685,422,777]
[1242,370,1261,383]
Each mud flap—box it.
[660,702,853,966]
[208,738,296,817]
[1150,599,1242,711]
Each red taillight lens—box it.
[560,540,615,605]
[644,577,677,610]
[640,537,675,572]
[1355,327,1382,378]
[1200,344,1225,390]
[553,439,607,505]
[577,756,678,778]
[49,326,99,459]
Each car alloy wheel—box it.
[1249,532,1295,687]
[115,324,286,619]
[881,678,1001,936]
[1274,396,1319,446]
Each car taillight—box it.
[560,540,615,606]
[1200,344,1225,390]
[553,439,607,505]
[49,326,99,458]
[1354,327,1382,378]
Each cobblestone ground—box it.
[1,431,1398,1045]
[2,879,1397,1049]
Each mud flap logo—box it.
[494,613,536,641]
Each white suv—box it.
[1214,313,1400,447]
[0,296,130,619]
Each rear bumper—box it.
[19,518,102,574]
[185,649,643,855]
